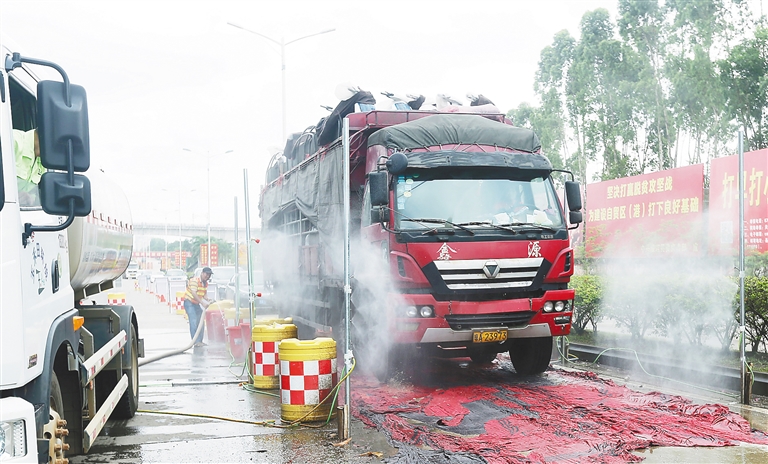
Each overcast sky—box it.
[2,0,623,229]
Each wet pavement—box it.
[70,285,397,464]
[70,282,768,463]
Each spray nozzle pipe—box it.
[344,350,354,368]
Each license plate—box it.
[472,329,508,343]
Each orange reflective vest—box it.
[184,277,208,302]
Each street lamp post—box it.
[227,22,335,141]
[182,148,233,267]
[162,188,196,270]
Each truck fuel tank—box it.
[68,168,133,294]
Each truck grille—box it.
[434,258,543,290]
[445,311,536,330]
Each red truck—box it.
[260,92,582,379]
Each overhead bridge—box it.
[132,223,261,242]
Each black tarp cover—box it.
[261,142,346,271]
[261,114,545,274]
[368,113,541,153]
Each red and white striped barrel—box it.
[107,293,126,305]
[252,323,297,389]
[175,291,185,314]
[279,338,337,422]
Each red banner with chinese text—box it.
[585,164,705,258]
[708,149,768,256]
[199,244,219,267]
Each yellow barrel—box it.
[222,307,247,326]
[175,291,186,316]
[107,293,127,305]
[251,323,298,389]
[253,316,292,326]
[279,338,337,422]
[208,300,234,312]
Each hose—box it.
[138,303,206,366]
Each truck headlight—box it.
[555,301,565,312]
[543,301,554,313]
[0,419,27,459]
[419,306,434,318]
[405,306,418,318]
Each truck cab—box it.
[260,106,582,381]
[1,44,141,463]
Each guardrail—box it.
[567,343,768,397]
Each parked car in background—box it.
[224,270,271,309]
[165,268,188,283]
[195,266,241,299]
[124,262,140,279]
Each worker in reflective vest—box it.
[13,128,45,206]
[184,267,213,346]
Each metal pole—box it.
[739,131,747,404]
[226,23,334,143]
[234,197,240,312]
[341,117,351,440]
[164,221,168,270]
[280,38,287,142]
[244,170,254,329]
[207,153,211,267]
[178,191,182,270]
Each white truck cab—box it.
[1,43,142,463]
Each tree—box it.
[618,0,676,170]
[570,274,603,334]
[657,272,737,348]
[719,26,768,150]
[533,30,577,176]
[566,9,644,182]
[741,276,768,353]
[507,101,565,169]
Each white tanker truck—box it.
[1,45,142,462]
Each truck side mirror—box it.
[369,171,389,207]
[39,172,92,216]
[37,80,90,172]
[569,210,583,225]
[370,206,385,224]
[565,181,582,212]
[386,152,408,175]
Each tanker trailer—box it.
[0,46,142,463]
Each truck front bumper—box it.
[391,288,574,344]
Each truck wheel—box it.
[99,324,139,419]
[45,372,69,462]
[508,336,552,375]
[114,324,139,418]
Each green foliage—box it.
[741,276,768,353]
[507,101,565,169]
[718,26,768,151]
[570,274,604,334]
[746,251,768,277]
[522,0,765,189]
[656,272,737,349]
[603,273,664,340]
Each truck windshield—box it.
[394,174,565,230]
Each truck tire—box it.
[98,324,139,419]
[114,323,139,418]
[45,372,69,463]
[508,336,552,375]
